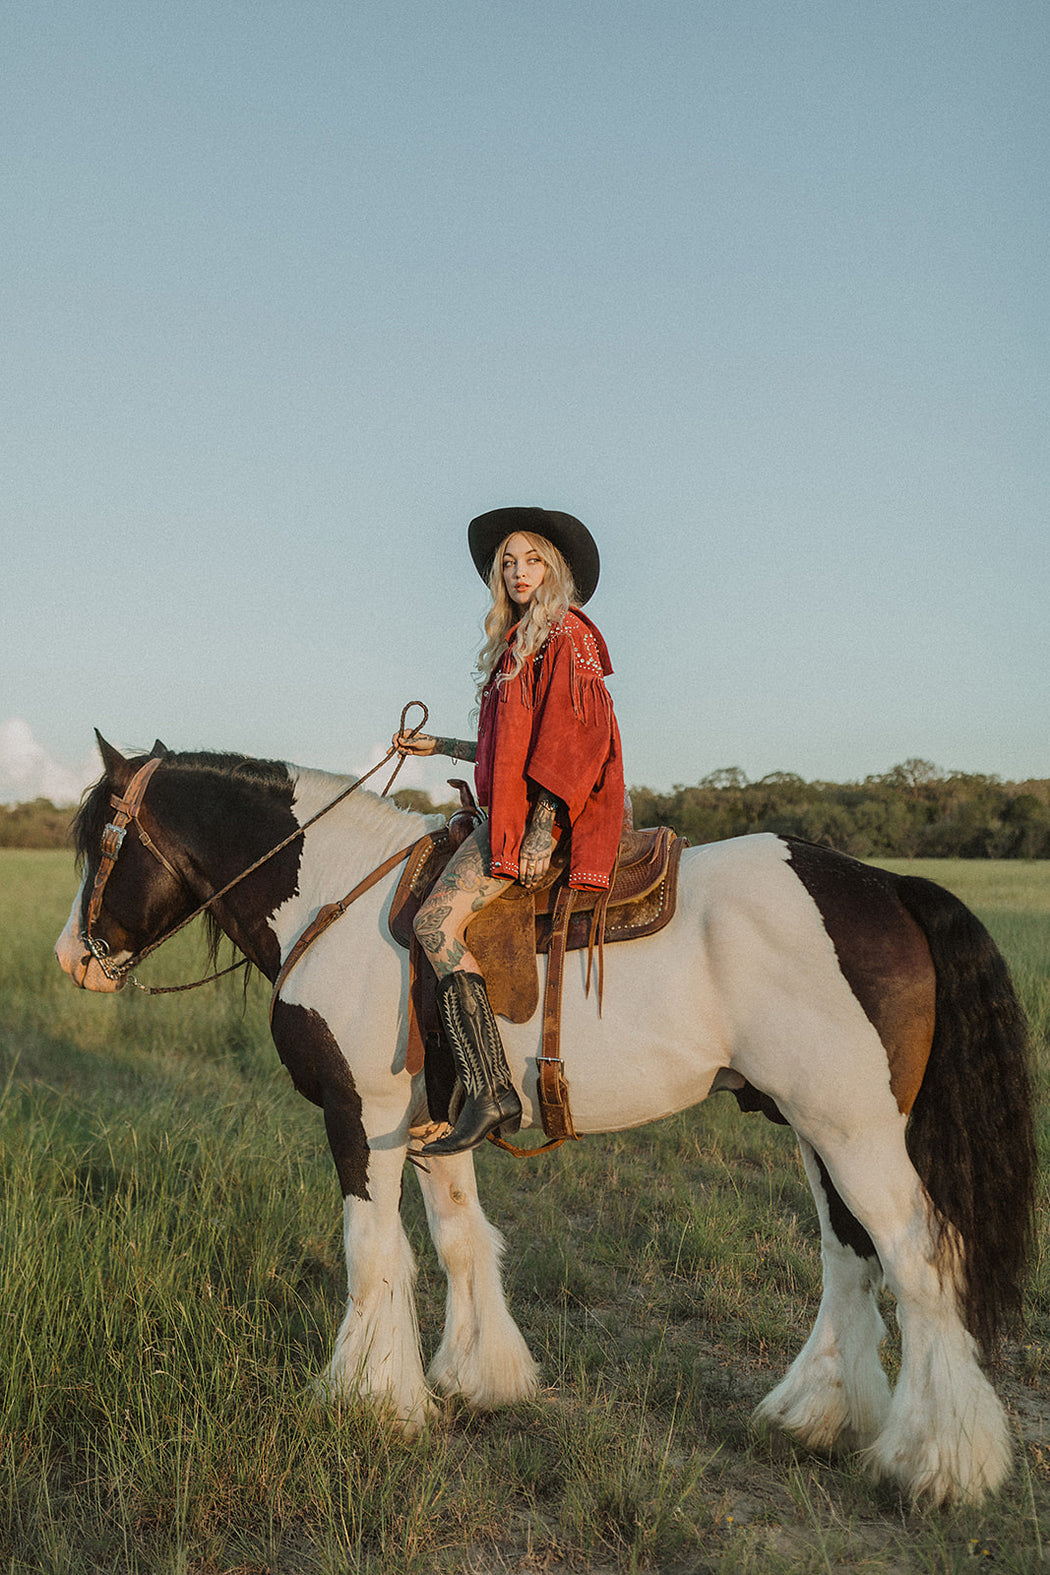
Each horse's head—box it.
[55,733,193,991]
[56,734,304,992]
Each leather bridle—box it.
[81,755,187,982]
[81,704,429,993]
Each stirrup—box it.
[421,1087,522,1155]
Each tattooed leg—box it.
[413,824,508,978]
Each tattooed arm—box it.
[434,736,477,763]
[518,791,561,887]
[392,731,478,763]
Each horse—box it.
[54,735,1036,1506]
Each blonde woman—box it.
[395,507,624,1154]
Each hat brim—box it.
[468,507,600,605]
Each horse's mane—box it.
[71,750,294,871]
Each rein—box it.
[83,703,429,994]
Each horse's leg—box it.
[816,1129,1012,1504]
[322,1141,437,1433]
[754,1137,891,1452]
[270,997,433,1431]
[414,1149,540,1408]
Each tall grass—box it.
[2,850,1048,1572]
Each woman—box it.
[395,506,624,1154]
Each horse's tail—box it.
[895,873,1036,1360]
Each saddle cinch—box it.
[389,785,686,1150]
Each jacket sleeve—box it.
[482,677,534,879]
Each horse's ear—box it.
[95,730,132,789]
[150,739,170,757]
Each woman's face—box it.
[502,533,547,608]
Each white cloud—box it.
[0,719,98,806]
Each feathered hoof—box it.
[315,1367,441,1439]
[754,1362,891,1455]
[861,1421,1013,1507]
[427,1340,540,1410]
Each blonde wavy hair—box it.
[475,532,579,697]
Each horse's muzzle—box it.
[54,895,126,993]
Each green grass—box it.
[2,850,1049,1572]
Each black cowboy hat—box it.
[468,507,600,605]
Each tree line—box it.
[4,760,1050,857]
[630,760,1050,859]
[0,799,79,849]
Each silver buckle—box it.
[100,822,126,860]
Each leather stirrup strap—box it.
[539,884,577,1135]
[490,884,580,1158]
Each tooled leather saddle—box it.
[389,784,686,1149]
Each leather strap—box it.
[489,884,580,1158]
[86,756,164,933]
[537,885,579,1141]
[134,821,185,887]
[269,838,424,1025]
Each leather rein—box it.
[82,704,430,996]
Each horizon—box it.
[2,715,1047,812]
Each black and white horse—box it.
[55,737,1035,1504]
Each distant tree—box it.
[0,799,74,849]
[881,759,943,800]
[700,767,749,791]
[391,787,461,819]
[628,765,1050,860]
[848,796,920,858]
[1002,795,1050,858]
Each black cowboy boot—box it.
[422,972,522,1155]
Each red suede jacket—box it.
[474,608,625,890]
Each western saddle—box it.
[389,786,686,1151]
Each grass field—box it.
[2,850,1049,1573]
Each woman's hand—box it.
[519,793,559,888]
[392,733,478,763]
[393,730,439,757]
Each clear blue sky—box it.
[4,0,1048,801]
